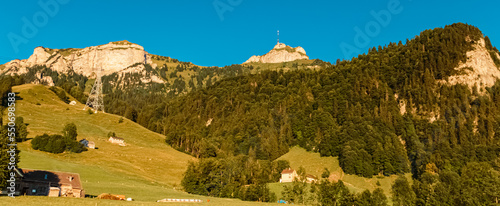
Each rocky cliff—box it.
[244,43,309,64]
[1,40,162,83]
[442,37,500,92]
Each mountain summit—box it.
[2,40,158,77]
[244,42,309,64]
[1,40,167,84]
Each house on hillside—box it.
[108,136,125,146]
[15,169,84,197]
[79,139,95,149]
[88,141,95,149]
[280,168,298,183]
[279,168,318,183]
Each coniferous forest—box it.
[161,23,499,175]
[2,23,500,205]
[162,23,500,204]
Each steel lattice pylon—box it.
[83,69,105,113]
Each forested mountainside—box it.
[2,22,500,204]
[101,60,328,123]
[2,53,328,124]
[170,23,500,204]
[153,23,500,203]
[162,23,500,176]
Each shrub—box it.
[31,123,86,154]
[31,134,87,154]
[107,132,116,138]
[49,86,70,103]
[97,193,121,200]
[62,123,78,140]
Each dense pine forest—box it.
[160,23,500,204]
[2,23,500,205]
[160,23,498,174]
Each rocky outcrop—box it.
[33,74,55,86]
[1,40,162,83]
[244,43,309,64]
[443,38,500,92]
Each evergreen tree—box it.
[392,176,416,206]
[62,123,78,140]
[0,127,20,189]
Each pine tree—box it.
[392,175,416,206]
[62,123,78,140]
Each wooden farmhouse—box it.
[79,139,95,149]
[15,169,84,198]
[280,168,298,183]
[279,168,318,183]
[108,136,125,146]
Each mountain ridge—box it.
[244,42,309,64]
[2,22,500,205]
[168,23,500,204]
[159,23,499,175]
[2,40,153,76]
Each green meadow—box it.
[275,146,411,200]
[4,84,280,205]
[3,84,405,205]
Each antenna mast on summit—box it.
[83,48,105,113]
[277,30,280,44]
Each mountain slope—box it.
[159,23,500,177]
[3,40,157,77]
[274,146,411,197]
[444,37,500,91]
[0,40,330,131]
[7,84,289,205]
[244,42,309,64]
[159,23,500,204]
[8,84,195,199]
[3,23,500,204]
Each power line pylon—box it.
[83,49,105,113]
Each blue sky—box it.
[1,0,499,67]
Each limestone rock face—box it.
[27,47,52,66]
[1,40,159,81]
[244,42,309,64]
[442,38,500,93]
[33,73,55,86]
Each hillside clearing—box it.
[0,196,282,206]
[276,146,411,198]
[7,84,197,201]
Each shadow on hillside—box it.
[85,194,98,198]
[20,170,61,196]
[14,92,23,101]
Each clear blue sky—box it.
[1,0,499,67]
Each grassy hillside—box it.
[3,84,285,205]
[275,146,411,198]
[6,84,191,199]
[10,84,194,186]
[0,196,283,206]
[242,59,323,72]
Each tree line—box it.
[168,23,500,204]
[182,155,290,202]
[3,23,500,204]
[0,76,23,188]
[31,123,87,154]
